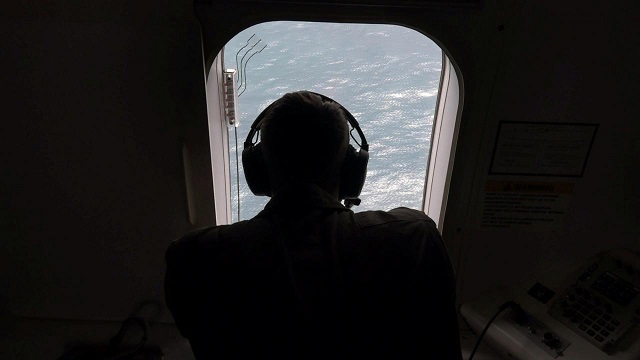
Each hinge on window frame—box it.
[223,69,239,127]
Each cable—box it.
[349,127,362,148]
[129,300,162,322]
[238,39,261,91]
[234,124,241,222]
[108,317,148,359]
[272,216,311,322]
[468,301,516,360]
[271,211,344,325]
[235,34,255,89]
[238,44,267,97]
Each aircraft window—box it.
[221,22,443,223]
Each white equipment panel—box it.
[460,249,640,360]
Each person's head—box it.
[259,91,350,197]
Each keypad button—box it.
[594,308,603,315]
[580,307,590,315]
[596,335,605,342]
[593,324,602,331]
[589,313,598,320]
[587,329,596,336]
[578,298,587,305]
[600,330,610,337]
[605,324,615,331]
[593,297,602,306]
[585,319,593,326]
[579,324,588,331]
[597,319,606,326]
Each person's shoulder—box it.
[167,219,237,258]
[352,208,444,261]
[166,218,264,260]
[354,207,437,229]
[165,226,218,263]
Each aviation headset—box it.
[242,91,369,201]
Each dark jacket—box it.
[165,184,462,359]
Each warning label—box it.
[480,180,574,229]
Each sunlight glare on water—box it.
[223,22,442,222]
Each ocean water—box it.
[223,22,442,222]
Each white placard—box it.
[490,122,597,176]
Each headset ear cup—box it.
[242,143,272,197]
[340,145,369,199]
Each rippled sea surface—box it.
[223,22,442,222]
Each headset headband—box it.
[244,91,369,152]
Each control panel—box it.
[507,308,570,358]
[549,251,640,353]
[460,249,640,360]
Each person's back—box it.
[165,91,462,359]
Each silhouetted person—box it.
[165,91,462,359]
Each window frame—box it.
[422,53,463,229]
[207,24,462,227]
[206,53,233,225]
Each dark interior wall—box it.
[446,1,640,301]
[1,1,212,357]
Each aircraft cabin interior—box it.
[2,0,640,359]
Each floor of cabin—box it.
[1,319,505,360]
